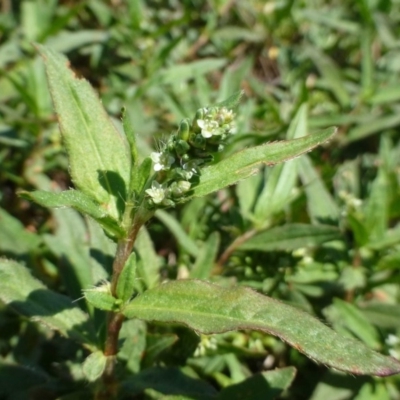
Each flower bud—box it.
[175,140,190,157]
[177,118,191,142]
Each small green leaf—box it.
[238,224,342,252]
[218,367,296,400]
[123,280,400,376]
[122,107,138,168]
[82,351,107,382]
[36,45,131,221]
[116,252,137,302]
[298,156,340,224]
[20,190,125,238]
[84,283,117,311]
[0,259,97,350]
[215,90,243,109]
[131,157,153,198]
[191,128,336,199]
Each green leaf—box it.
[329,299,381,350]
[190,232,220,279]
[360,303,400,329]
[116,252,137,302]
[36,45,131,221]
[134,227,161,290]
[155,210,199,257]
[217,367,296,400]
[44,209,99,310]
[20,189,124,238]
[0,207,41,256]
[298,155,340,224]
[215,90,243,109]
[82,351,107,382]
[191,128,337,199]
[237,224,342,252]
[0,259,97,350]
[123,280,400,376]
[84,283,118,311]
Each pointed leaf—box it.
[116,252,137,302]
[20,190,124,238]
[298,156,340,224]
[191,128,336,198]
[82,351,107,382]
[84,286,118,311]
[36,45,131,221]
[0,259,97,350]
[238,224,342,252]
[123,280,400,376]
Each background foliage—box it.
[2,0,400,399]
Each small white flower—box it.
[150,151,175,171]
[197,119,219,138]
[145,181,166,204]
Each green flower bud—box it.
[170,180,191,197]
[175,140,190,157]
[191,134,206,149]
[177,118,191,142]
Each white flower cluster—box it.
[145,99,238,209]
[145,180,191,206]
[196,107,236,139]
[150,151,175,172]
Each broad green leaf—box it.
[20,189,124,238]
[237,224,342,252]
[191,128,336,199]
[0,259,97,350]
[123,280,400,376]
[82,351,107,382]
[36,45,131,221]
[217,367,296,400]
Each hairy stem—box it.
[99,207,153,398]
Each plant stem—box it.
[98,207,153,398]
[214,228,258,273]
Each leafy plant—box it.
[0,42,399,400]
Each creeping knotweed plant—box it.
[146,104,237,208]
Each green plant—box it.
[0,44,399,399]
